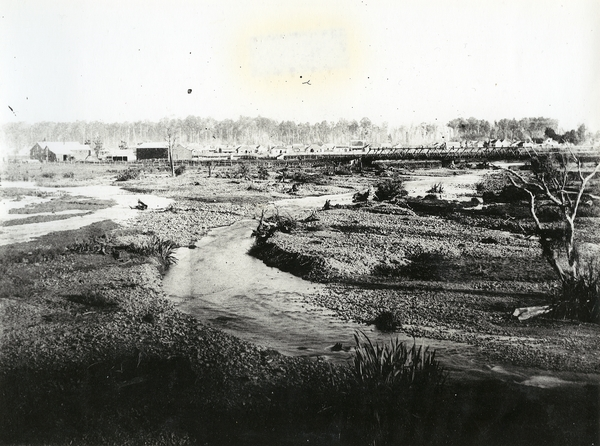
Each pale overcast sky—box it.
[1,0,599,131]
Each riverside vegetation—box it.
[0,158,599,445]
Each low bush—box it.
[335,166,352,176]
[497,184,530,203]
[63,171,75,179]
[374,179,407,202]
[427,183,445,194]
[257,164,269,180]
[234,163,251,179]
[116,168,141,181]
[174,165,186,176]
[41,172,55,178]
[371,310,402,332]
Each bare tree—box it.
[165,125,177,177]
[497,152,600,282]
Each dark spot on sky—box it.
[187,89,192,94]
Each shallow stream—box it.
[0,181,172,246]
[1,178,596,387]
[162,181,598,387]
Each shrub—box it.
[553,260,600,323]
[498,184,530,203]
[116,168,141,181]
[335,166,352,176]
[63,171,75,179]
[41,172,55,178]
[427,182,445,194]
[174,165,186,176]
[371,310,401,332]
[235,163,251,179]
[257,164,269,180]
[374,179,407,201]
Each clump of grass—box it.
[426,182,444,194]
[374,179,407,202]
[62,171,75,179]
[352,332,444,389]
[553,260,600,323]
[174,165,186,176]
[371,310,402,332]
[130,235,178,270]
[41,172,55,179]
[116,168,141,181]
[342,332,446,445]
[68,235,111,255]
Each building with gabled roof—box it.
[136,142,187,160]
[30,142,92,162]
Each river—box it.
[2,177,595,386]
[162,176,597,386]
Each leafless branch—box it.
[572,162,600,221]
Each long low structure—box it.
[30,142,93,162]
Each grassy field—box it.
[2,161,138,186]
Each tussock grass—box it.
[129,235,178,270]
[339,332,446,445]
[553,259,600,323]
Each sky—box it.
[1,0,599,131]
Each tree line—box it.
[447,117,589,145]
[2,115,593,153]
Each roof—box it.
[36,141,89,155]
[137,142,168,149]
[101,149,136,157]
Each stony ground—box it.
[0,162,598,445]
[252,200,600,374]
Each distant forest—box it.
[1,115,593,151]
